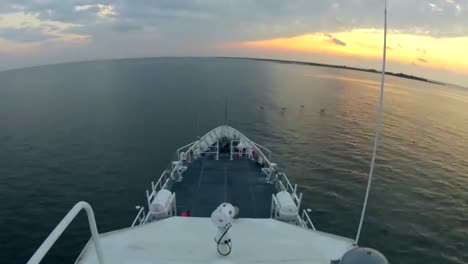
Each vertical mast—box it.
[355,0,388,244]
[224,97,229,125]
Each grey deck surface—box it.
[173,156,275,218]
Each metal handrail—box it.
[253,142,272,162]
[131,206,146,227]
[27,201,104,264]
[147,167,171,203]
[301,209,317,231]
[278,172,295,193]
[135,125,302,227]
[175,126,272,167]
[176,140,198,158]
[270,194,279,218]
[277,172,302,204]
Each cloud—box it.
[229,28,468,78]
[455,4,464,16]
[0,12,90,55]
[428,3,443,12]
[0,0,466,46]
[323,33,346,46]
[417,58,428,63]
[74,4,118,19]
[0,0,467,86]
[0,38,40,54]
[330,37,347,46]
[416,48,428,55]
[0,12,89,42]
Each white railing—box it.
[276,171,303,209]
[132,125,305,229]
[144,161,185,215]
[27,201,105,264]
[253,142,272,163]
[145,164,174,210]
[300,209,316,231]
[230,139,272,167]
[270,194,279,218]
[176,140,198,159]
[131,206,146,227]
[241,139,272,166]
[268,166,304,227]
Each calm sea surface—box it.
[0,58,467,263]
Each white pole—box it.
[355,0,387,245]
[146,190,151,210]
[230,140,233,160]
[216,141,219,160]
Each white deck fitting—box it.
[76,217,355,264]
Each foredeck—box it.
[28,125,357,264]
[76,217,355,264]
[173,156,275,218]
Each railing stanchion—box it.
[230,140,233,160]
[132,206,145,227]
[146,190,151,210]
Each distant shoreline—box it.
[0,56,447,86]
[217,56,446,85]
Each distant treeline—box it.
[217,57,445,85]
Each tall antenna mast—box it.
[224,97,229,125]
[196,111,200,138]
[355,0,387,244]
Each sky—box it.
[0,0,467,86]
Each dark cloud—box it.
[417,58,428,63]
[324,33,346,46]
[1,0,467,41]
[330,37,347,46]
[416,48,429,55]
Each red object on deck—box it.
[181,210,192,217]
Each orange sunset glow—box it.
[1,1,468,86]
[230,29,468,74]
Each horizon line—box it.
[0,56,465,88]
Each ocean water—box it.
[0,58,466,264]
